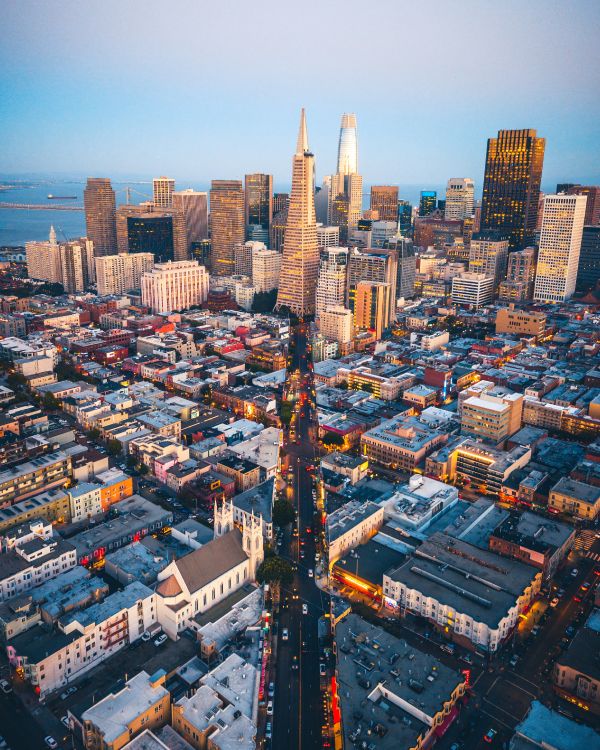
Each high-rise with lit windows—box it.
[445,178,475,220]
[480,129,545,250]
[153,177,175,208]
[84,178,117,257]
[209,180,245,276]
[172,190,208,250]
[533,194,587,303]
[275,109,320,316]
[315,246,348,319]
[244,173,273,245]
[370,186,399,222]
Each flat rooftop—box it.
[492,511,574,553]
[336,613,465,750]
[60,581,153,630]
[334,538,405,586]
[551,477,600,505]
[327,499,382,544]
[511,701,600,750]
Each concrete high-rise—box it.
[84,178,117,256]
[172,190,208,250]
[141,260,209,314]
[209,180,245,277]
[576,227,600,293]
[59,242,85,293]
[370,186,399,222]
[153,177,175,208]
[347,248,397,327]
[315,247,349,319]
[480,129,545,250]
[25,226,62,284]
[273,193,290,215]
[385,237,416,300]
[245,174,273,243]
[316,225,340,249]
[498,246,536,302]
[534,194,587,303]
[336,113,358,175]
[275,109,320,316]
[469,233,509,291]
[451,273,495,308]
[252,246,282,292]
[445,178,475,220]
[320,306,354,346]
[354,281,390,340]
[566,185,600,226]
[95,253,155,295]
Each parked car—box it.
[44,738,58,750]
[483,728,497,743]
[319,663,326,676]
[302,603,308,615]
[550,597,559,608]
[154,634,168,647]
[308,569,314,578]
[61,716,70,728]
[0,679,11,694]
[509,654,519,668]
[141,631,152,642]
[268,682,275,697]
[440,644,455,654]
[571,568,579,577]
[265,721,272,739]
[266,700,273,715]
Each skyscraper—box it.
[59,241,85,293]
[275,109,320,316]
[398,201,413,235]
[153,177,175,208]
[480,129,545,250]
[116,205,187,262]
[468,233,509,291]
[419,191,437,217]
[347,248,397,327]
[273,193,290,215]
[385,237,416,300]
[336,113,358,175]
[576,227,600,292]
[498,246,536,301]
[244,174,273,244]
[354,281,390,339]
[566,185,600,226]
[209,180,245,276]
[84,178,117,256]
[141,260,209,314]
[534,194,587,303]
[172,190,208,250]
[315,247,349,319]
[370,186,399,222]
[445,178,475,220]
[95,253,154,295]
[25,226,62,284]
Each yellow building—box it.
[82,670,170,750]
[353,281,390,340]
[548,477,600,521]
[495,304,546,337]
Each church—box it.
[155,499,264,639]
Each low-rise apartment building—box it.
[0,451,72,507]
[326,500,384,565]
[360,413,448,471]
[548,477,600,521]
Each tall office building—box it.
[116,205,187,262]
[576,227,600,293]
[398,201,413,235]
[252,246,282,292]
[354,281,390,340]
[370,186,399,222]
[347,248,397,327]
[209,180,245,277]
[95,253,154,295]
[314,179,330,225]
[419,191,437,217]
[273,193,290,215]
[315,247,349,319]
[153,177,175,208]
[336,113,358,175]
[480,129,545,250]
[245,174,273,244]
[498,246,536,302]
[451,273,495,308]
[172,190,208,250]
[141,260,209,314]
[25,227,62,284]
[468,233,509,291]
[445,178,475,220]
[84,178,117,256]
[275,109,320,316]
[385,237,416,300]
[234,241,256,277]
[533,194,587,303]
[316,225,340,249]
[270,207,288,253]
[566,185,600,226]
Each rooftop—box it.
[551,477,600,505]
[511,701,600,750]
[60,581,153,631]
[334,538,405,586]
[327,499,382,544]
[232,479,274,524]
[492,511,574,553]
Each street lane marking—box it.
[479,707,514,731]
[482,697,523,724]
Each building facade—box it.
[444,178,475,220]
[141,260,209,314]
[210,180,245,277]
[84,178,118,257]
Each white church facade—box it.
[155,499,264,639]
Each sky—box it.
[1,0,600,193]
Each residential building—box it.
[383,532,541,652]
[445,178,475,220]
[328,172,362,243]
[548,477,600,521]
[386,236,416,300]
[251,245,281,292]
[320,453,368,485]
[25,226,62,284]
[315,246,348,319]
[510,702,600,749]
[360,413,448,471]
[320,306,354,346]
[172,189,208,250]
[275,109,320,315]
[95,252,154,295]
[0,450,72,506]
[210,180,245,276]
[353,281,390,339]
[81,669,170,750]
[141,260,209,314]
[84,178,117,257]
[534,194,587,303]
[316,224,340,248]
[370,186,399,222]
[326,499,383,564]
[495,305,546,337]
[153,177,175,208]
[468,232,509,290]
[0,489,72,532]
[498,246,537,301]
[480,129,545,250]
[554,616,600,716]
[347,247,397,326]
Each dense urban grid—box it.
[0,109,599,750]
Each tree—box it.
[272,499,296,528]
[106,439,122,456]
[256,556,294,593]
[252,290,277,313]
[6,372,27,391]
[279,401,294,425]
[87,428,101,441]
[323,432,344,448]
[138,463,149,475]
[42,392,59,410]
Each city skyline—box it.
[1,1,599,185]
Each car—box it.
[0,679,11,694]
[268,682,275,697]
[450,745,461,750]
[265,721,272,739]
[141,630,153,641]
[580,582,591,592]
[282,628,289,641]
[531,626,541,636]
[483,728,497,743]
[308,568,314,578]
[61,716,70,728]
[573,594,582,603]
[550,597,560,608]
[44,738,58,750]
[302,603,308,615]
[266,700,273,715]
[319,663,326,676]
[154,634,168,647]
[566,625,575,637]
[440,644,455,654]
[509,654,519,668]
[571,568,579,577]
[292,655,299,670]
[460,653,473,664]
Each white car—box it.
[266,700,273,715]
[302,603,308,615]
[0,679,11,694]
[0,736,7,749]
[154,634,168,647]
[571,568,579,578]
[308,569,314,578]
[44,738,58,750]
[281,628,289,641]
[141,631,152,642]
[61,716,70,729]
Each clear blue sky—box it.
[1,0,599,192]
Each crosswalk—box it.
[573,530,597,555]
[585,550,600,562]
